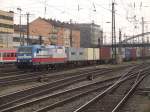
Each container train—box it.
[16,45,112,69]
[16,44,150,69]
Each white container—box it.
[66,47,78,61]
[84,48,94,60]
[93,48,99,60]
[77,48,85,61]
[136,47,141,58]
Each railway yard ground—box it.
[0,60,150,112]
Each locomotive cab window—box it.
[18,47,32,54]
[37,48,41,53]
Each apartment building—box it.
[0,10,14,48]
[74,23,103,48]
[29,17,80,48]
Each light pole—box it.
[70,19,73,47]
[17,8,22,46]
[112,1,117,64]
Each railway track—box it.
[0,64,18,72]
[0,63,15,68]
[0,64,147,112]
[32,68,149,112]
[0,62,144,79]
[0,69,129,112]
[0,66,112,86]
[0,70,47,85]
[0,63,148,111]
[0,62,143,86]
[0,62,105,75]
[0,70,29,76]
[0,68,113,109]
[0,63,112,77]
[71,67,150,112]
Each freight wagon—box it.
[16,45,102,69]
[65,47,85,66]
[123,48,137,61]
[139,47,150,59]
[99,47,112,63]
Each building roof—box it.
[0,10,14,14]
[74,23,101,28]
[40,17,80,30]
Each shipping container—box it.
[66,47,78,61]
[66,47,85,61]
[99,47,111,60]
[146,48,150,57]
[140,47,150,58]
[77,48,85,60]
[136,47,141,58]
[144,48,150,57]
[84,48,94,60]
[130,48,136,60]
[93,48,99,60]
[140,48,146,58]
[125,48,131,61]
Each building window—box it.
[0,23,13,29]
[50,34,57,44]
[0,37,3,43]
[13,37,20,42]
[0,15,13,21]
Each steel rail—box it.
[0,74,121,112]
[34,71,139,112]
[73,67,150,112]
[111,74,147,112]
[32,66,149,112]
[0,67,110,86]
[34,85,112,112]
[0,69,112,108]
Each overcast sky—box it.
[1,0,150,43]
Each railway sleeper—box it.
[87,75,94,80]
[38,75,49,82]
